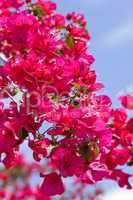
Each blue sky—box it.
[55,0,133,107]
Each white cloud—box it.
[103,189,133,200]
[101,20,133,47]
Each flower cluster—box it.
[0,0,133,198]
[0,153,103,200]
[0,154,51,200]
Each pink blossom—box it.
[40,172,65,196]
[127,118,133,133]
[110,170,132,189]
[0,0,132,197]
[119,95,133,110]
[90,162,109,181]
[51,147,84,177]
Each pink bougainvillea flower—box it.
[92,118,106,132]
[98,129,112,149]
[89,162,109,182]
[28,139,50,161]
[121,130,133,146]
[94,95,112,108]
[3,150,20,168]
[51,147,84,177]
[0,189,6,199]
[88,82,104,92]
[109,170,132,189]
[35,0,56,14]
[66,12,87,27]
[54,14,65,28]
[127,118,133,133]
[111,108,127,128]
[0,0,24,10]
[105,148,130,169]
[0,134,16,155]
[0,0,133,197]
[40,172,65,196]
[119,95,133,110]
[80,170,95,184]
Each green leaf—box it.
[93,141,100,157]
[70,98,80,108]
[80,140,93,163]
[66,35,75,48]
[20,127,28,139]
[31,5,45,17]
[80,140,89,156]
